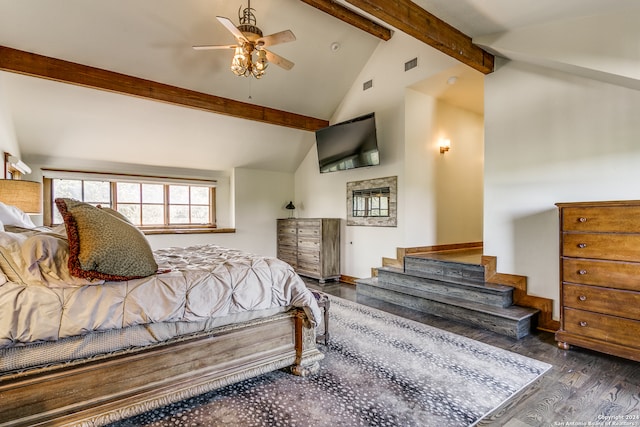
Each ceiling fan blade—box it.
[192,44,238,50]
[256,30,296,47]
[264,49,294,70]
[216,16,247,43]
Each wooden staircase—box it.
[356,243,558,339]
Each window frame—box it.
[346,176,397,227]
[43,173,222,235]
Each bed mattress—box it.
[0,236,321,350]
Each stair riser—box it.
[377,269,512,308]
[404,257,485,283]
[357,282,533,339]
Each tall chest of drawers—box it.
[556,200,640,362]
[277,218,340,283]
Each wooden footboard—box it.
[0,309,324,427]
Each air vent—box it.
[363,79,373,91]
[404,57,418,71]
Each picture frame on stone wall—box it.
[347,176,397,227]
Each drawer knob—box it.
[578,269,588,275]
[578,295,587,301]
[577,243,587,249]
[578,217,588,223]
[579,321,588,327]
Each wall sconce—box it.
[285,201,296,218]
[4,152,33,179]
[439,139,451,154]
[7,155,32,174]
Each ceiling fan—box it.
[193,0,296,79]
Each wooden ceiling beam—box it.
[0,45,329,132]
[345,0,494,74]
[299,0,392,40]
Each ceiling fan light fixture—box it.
[194,0,295,79]
[255,50,268,71]
[231,46,250,76]
[230,0,265,79]
[230,46,267,79]
[251,54,266,79]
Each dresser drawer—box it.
[298,250,320,264]
[298,264,320,276]
[278,225,297,235]
[297,227,320,238]
[563,283,640,320]
[279,258,297,269]
[296,219,321,229]
[562,258,640,291]
[563,308,640,349]
[277,245,297,260]
[277,235,297,247]
[562,233,640,262]
[298,252,320,275]
[298,251,320,275]
[562,206,640,232]
[298,238,320,251]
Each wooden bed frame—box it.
[0,309,323,427]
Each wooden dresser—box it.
[556,200,640,362]
[277,218,340,283]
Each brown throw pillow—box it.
[55,198,158,281]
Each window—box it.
[352,187,390,217]
[45,175,217,234]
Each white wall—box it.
[214,167,296,256]
[295,131,402,278]
[405,90,484,246]
[0,77,21,160]
[151,167,295,256]
[484,59,640,319]
[433,101,484,244]
[295,32,485,279]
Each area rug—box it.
[109,296,551,427]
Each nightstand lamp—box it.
[285,201,296,218]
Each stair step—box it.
[377,266,513,308]
[356,277,538,339]
[404,255,485,284]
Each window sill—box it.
[141,227,236,235]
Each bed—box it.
[0,199,324,426]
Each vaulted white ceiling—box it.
[1,0,639,172]
[0,0,380,119]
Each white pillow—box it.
[0,202,36,229]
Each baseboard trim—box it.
[339,275,358,285]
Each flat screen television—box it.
[315,112,380,173]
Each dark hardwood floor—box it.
[306,279,640,427]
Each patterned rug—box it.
[109,296,551,427]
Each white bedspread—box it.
[0,240,321,349]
